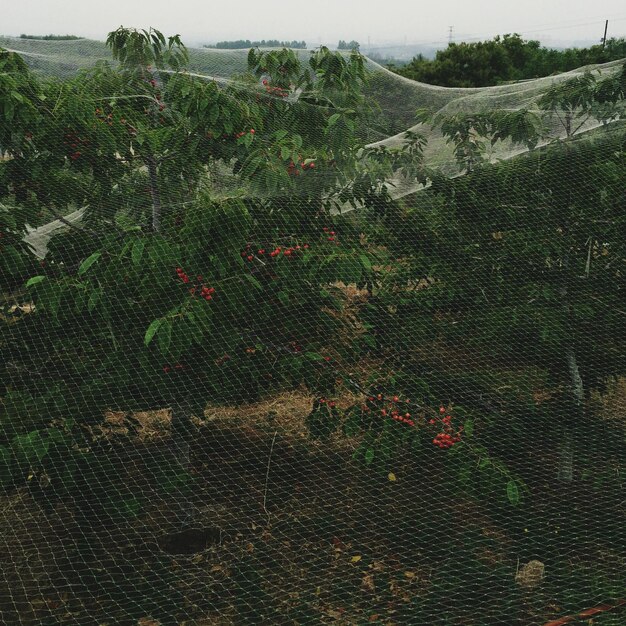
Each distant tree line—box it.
[204,39,307,49]
[338,40,360,51]
[19,34,83,40]
[393,33,626,87]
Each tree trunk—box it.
[146,156,162,233]
[557,343,584,481]
[565,111,572,138]
[170,404,193,471]
[557,246,583,481]
[169,404,195,527]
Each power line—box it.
[362,15,626,54]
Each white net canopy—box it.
[1,29,625,625]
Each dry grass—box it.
[596,376,626,423]
[102,386,364,446]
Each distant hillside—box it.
[204,39,306,49]
[18,34,83,41]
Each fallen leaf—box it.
[388,472,397,482]
[351,555,362,563]
[404,571,416,579]
[361,573,376,592]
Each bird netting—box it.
[0,28,625,626]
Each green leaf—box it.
[13,431,49,465]
[131,239,146,267]
[359,254,372,272]
[458,464,472,486]
[478,456,491,470]
[244,274,262,290]
[25,275,46,287]
[343,412,361,438]
[87,288,103,313]
[120,496,142,517]
[363,334,376,348]
[337,256,362,283]
[364,448,375,466]
[277,291,290,306]
[506,480,520,505]
[0,446,13,487]
[157,318,173,355]
[464,418,474,438]
[78,252,102,276]
[144,318,163,346]
[305,351,325,361]
[328,113,341,127]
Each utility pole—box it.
[448,26,454,45]
[601,19,609,49]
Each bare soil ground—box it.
[0,384,624,626]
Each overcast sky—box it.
[4,0,626,47]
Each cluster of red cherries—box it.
[175,267,216,302]
[430,406,462,449]
[235,128,256,139]
[261,79,289,98]
[63,130,89,161]
[363,392,415,427]
[287,159,315,176]
[163,363,184,374]
[322,227,339,244]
